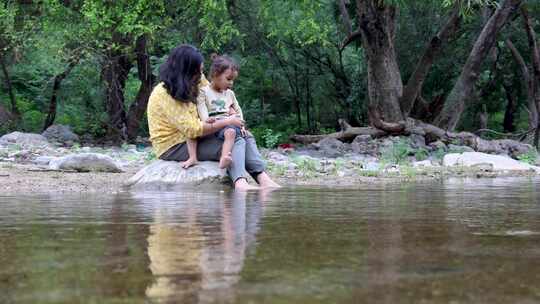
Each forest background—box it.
[1,0,540,149]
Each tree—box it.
[337,0,521,132]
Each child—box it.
[180,55,246,169]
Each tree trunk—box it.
[521,6,540,147]
[356,0,403,123]
[478,104,488,130]
[401,5,461,116]
[502,83,517,132]
[0,55,19,116]
[505,39,538,130]
[43,58,79,131]
[126,35,156,141]
[433,0,522,131]
[101,49,132,141]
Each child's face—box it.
[212,68,238,92]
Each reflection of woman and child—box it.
[147,44,281,191]
[144,190,267,303]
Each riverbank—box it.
[1,130,540,193]
[1,158,538,194]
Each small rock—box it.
[409,134,426,149]
[429,140,447,151]
[363,162,380,171]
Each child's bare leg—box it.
[181,138,198,168]
[219,128,235,169]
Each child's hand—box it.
[241,126,248,137]
[206,117,216,123]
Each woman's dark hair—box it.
[159,44,203,103]
[210,54,239,79]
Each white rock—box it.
[127,160,228,187]
[49,153,123,172]
[443,152,540,173]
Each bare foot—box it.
[234,178,259,191]
[181,158,198,169]
[257,172,281,188]
[219,152,233,169]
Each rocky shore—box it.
[1,125,539,193]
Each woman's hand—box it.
[224,116,244,128]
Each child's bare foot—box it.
[234,178,259,191]
[219,152,233,169]
[181,158,198,169]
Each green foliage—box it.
[261,129,282,148]
[291,155,319,177]
[267,162,288,176]
[414,148,429,161]
[20,110,44,132]
[1,0,539,145]
[433,147,447,161]
[381,138,413,165]
[517,148,538,165]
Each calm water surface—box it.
[1,178,540,303]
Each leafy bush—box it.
[381,138,413,164]
[20,110,44,132]
[517,148,538,165]
[414,148,429,161]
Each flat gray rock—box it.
[127,160,228,187]
[49,153,123,172]
[0,132,50,148]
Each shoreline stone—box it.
[127,160,229,187]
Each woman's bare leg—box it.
[181,138,198,168]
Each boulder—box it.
[351,135,378,155]
[311,137,346,157]
[0,132,50,148]
[49,153,123,172]
[443,152,540,173]
[42,124,79,144]
[127,160,228,187]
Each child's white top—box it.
[196,85,244,121]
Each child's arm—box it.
[230,90,244,121]
[196,88,210,122]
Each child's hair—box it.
[210,54,239,78]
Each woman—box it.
[147,44,279,190]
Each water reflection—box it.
[138,190,268,303]
[1,179,540,303]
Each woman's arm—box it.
[200,116,244,136]
[196,88,210,121]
